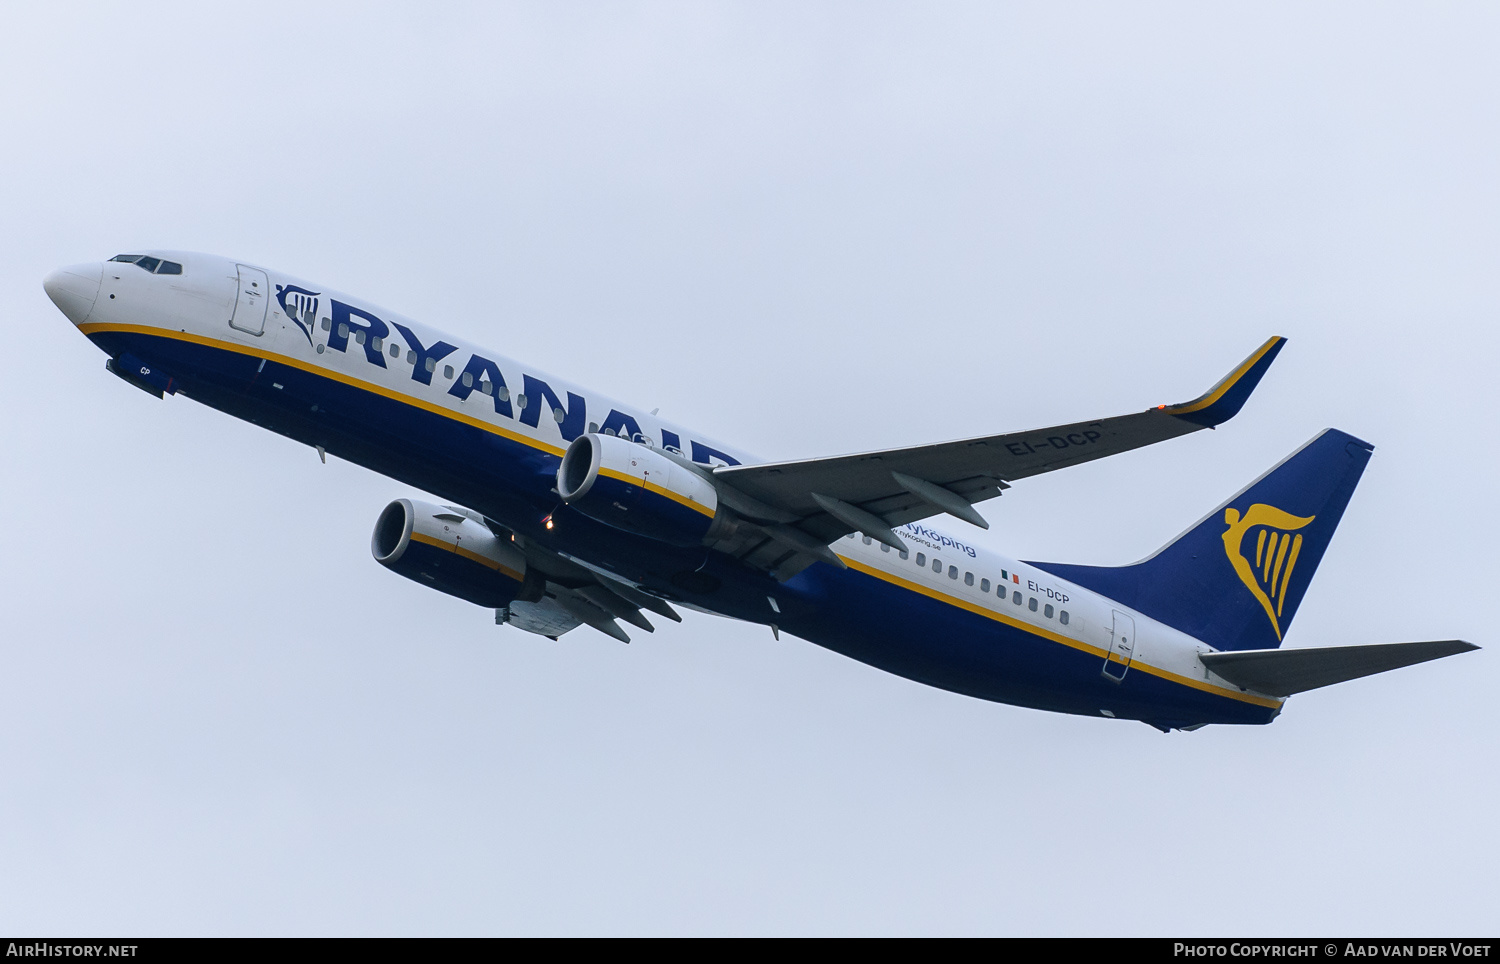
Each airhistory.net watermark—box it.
[5,946,138,957]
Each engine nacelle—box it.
[556,433,726,546]
[371,499,532,607]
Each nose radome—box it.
[43,262,103,325]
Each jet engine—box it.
[556,433,729,546]
[371,498,533,607]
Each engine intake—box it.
[556,433,726,546]
[372,498,532,607]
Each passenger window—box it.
[603,427,616,436]
[497,386,510,402]
[354,331,366,345]
[861,536,872,545]
[157,261,182,275]
[881,543,890,553]
[1044,604,1054,618]
[553,407,565,424]
[516,394,528,409]
[915,552,926,567]
[389,344,400,358]
[1013,591,1022,605]
[481,381,493,395]
[964,572,974,586]
[899,549,908,560]
[1059,610,1070,626]
[932,558,941,573]
[443,365,454,379]
[372,336,383,351]
[337,323,349,338]
[322,318,332,331]
[462,372,474,387]
[980,578,990,592]
[948,566,958,580]
[424,357,436,373]
[1028,598,1038,612]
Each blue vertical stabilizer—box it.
[1030,429,1374,652]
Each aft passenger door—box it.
[1102,610,1137,682]
[229,264,268,335]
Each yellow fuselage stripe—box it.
[90,322,720,518]
[89,322,1268,708]
[838,556,1283,709]
[80,322,569,457]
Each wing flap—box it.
[499,598,584,639]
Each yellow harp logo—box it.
[1222,504,1315,639]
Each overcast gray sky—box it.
[1,2,1495,935]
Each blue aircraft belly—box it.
[776,563,1277,726]
[90,329,1277,728]
[88,328,723,585]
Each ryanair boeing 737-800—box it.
[43,251,1477,730]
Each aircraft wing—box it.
[710,336,1286,579]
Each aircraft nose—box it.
[43,262,103,325]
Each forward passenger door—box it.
[229,264,268,335]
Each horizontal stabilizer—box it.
[1201,640,1478,698]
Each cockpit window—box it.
[109,254,182,275]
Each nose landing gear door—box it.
[1102,610,1137,682]
[229,264,269,335]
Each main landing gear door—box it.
[1102,610,1137,682]
[229,264,269,335]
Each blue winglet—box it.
[1161,336,1286,427]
